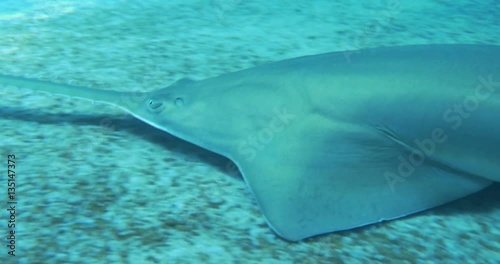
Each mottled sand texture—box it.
[0,0,499,263]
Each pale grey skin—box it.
[1,44,499,241]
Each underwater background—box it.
[0,0,499,263]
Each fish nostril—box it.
[175,97,184,106]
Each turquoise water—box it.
[0,0,32,14]
[0,0,499,263]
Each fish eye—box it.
[147,99,164,112]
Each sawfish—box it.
[1,44,499,241]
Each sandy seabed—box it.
[0,0,499,263]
